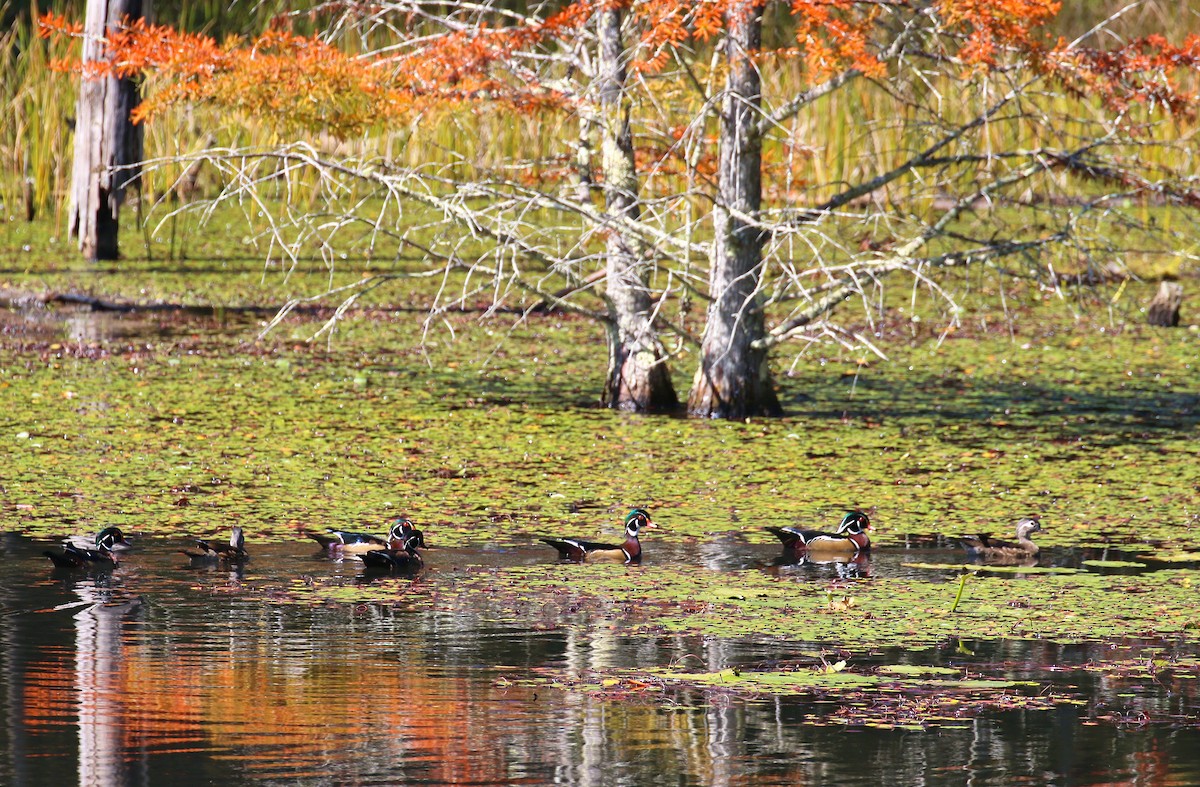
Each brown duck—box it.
[961,517,1042,561]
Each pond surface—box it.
[2,535,1198,787]
[2,253,1200,785]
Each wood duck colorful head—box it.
[541,508,657,564]
[765,510,871,556]
[388,518,427,551]
[67,526,132,553]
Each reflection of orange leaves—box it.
[23,630,530,784]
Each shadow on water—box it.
[9,299,1198,435]
[787,372,1200,441]
[1,534,1197,786]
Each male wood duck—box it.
[66,526,132,553]
[181,526,249,563]
[44,543,118,569]
[358,539,423,572]
[961,517,1042,561]
[765,511,871,557]
[311,518,427,554]
[309,528,389,554]
[540,508,657,564]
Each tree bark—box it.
[687,1,782,418]
[597,7,678,412]
[69,0,148,261]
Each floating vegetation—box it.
[249,563,1200,648]
[513,662,1074,730]
[904,562,1082,575]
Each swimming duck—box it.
[540,508,656,564]
[358,539,424,572]
[765,511,871,557]
[309,528,388,554]
[44,543,118,569]
[66,526,132,553]
[961,517,1042,561]
[311,518,426,554]
[181,526,249,563]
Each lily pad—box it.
[876,664,962,677]
[903,562,1080,575]
[1082,559,1149,573]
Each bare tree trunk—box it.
[69,0,148,261]
[687,2,781,418]
[597,7,678,412]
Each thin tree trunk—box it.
[69,0,147,261]
[597,6,678,412]
[688,1,781,418]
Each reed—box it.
[1,0,1197,224]
[0,0,78,222]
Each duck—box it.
[309,528,388,554]
[310,518,426,554]
[960,517,1042,561]
[181,526,249,563]
[358,539,423,572]
[43,542,118,569]
[540,508,656,564]
[765,511,871,557]
[66,526,132,553]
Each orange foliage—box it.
[39,11,585,136]
[936,0,1061,68]
[791,0,883,79]
[1044,34,1200,115]
[38,0,1200,138]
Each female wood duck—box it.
[358,539,423,572]
[961,517,1042,561]
[765,511,871,557]
[541,508,657,564]
[44,543,118,569]
[181,526,249,563]
[66,526,132,553]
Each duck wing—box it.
[540,537,621,561]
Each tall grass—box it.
[0,0,77,222]
[1,0,1198,225]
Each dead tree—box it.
[69,0,148,261]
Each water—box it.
[2,536,1198,786]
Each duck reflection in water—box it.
[774,551,871,579]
